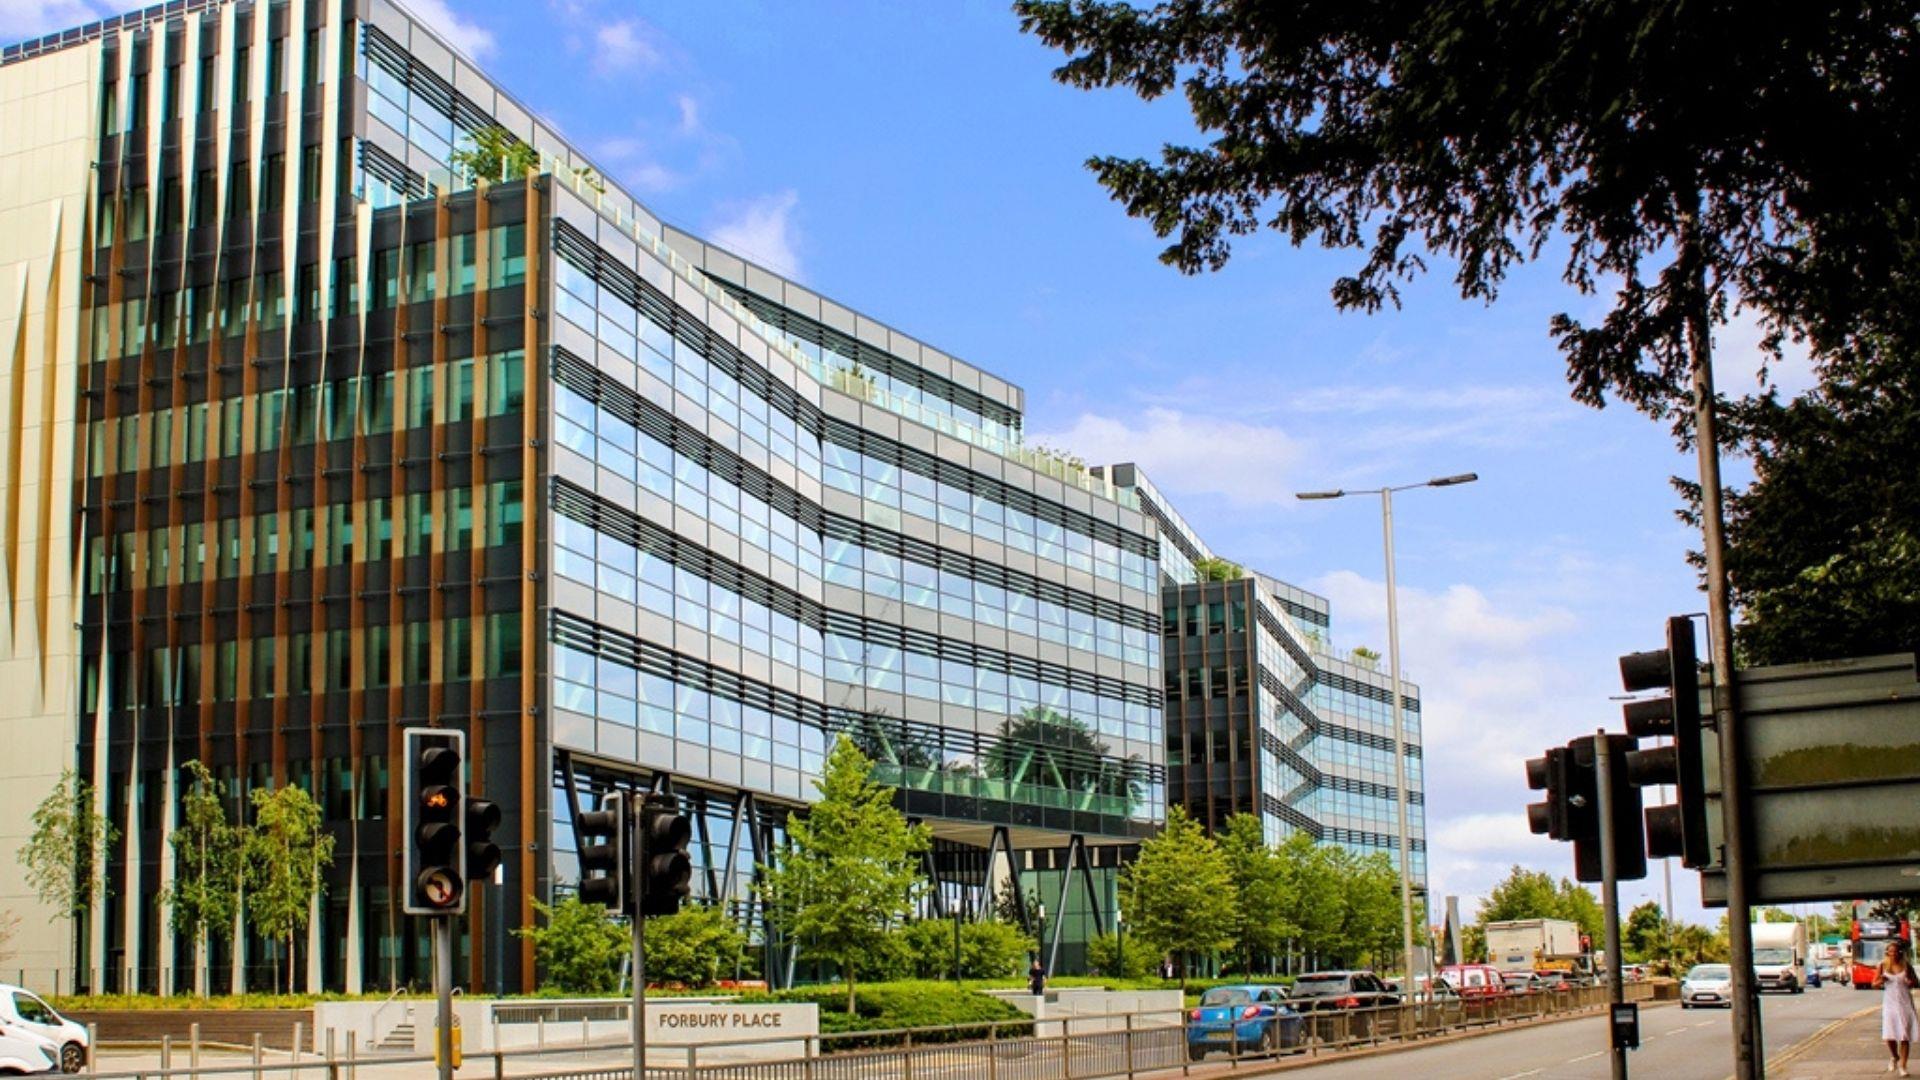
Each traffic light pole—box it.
[632,910,646,1080]
[1595,732,1627,1080]
[433,916,454,1080]
[1683,230,1762,1080]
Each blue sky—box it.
[4,0,1817,925]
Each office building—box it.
[0,0,1164,993]
[1098,465,1427,892]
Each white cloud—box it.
[592,19,660,76]
[1029,409,1306,507]
[0,0,113,39]
[1715,306,1819,399]
[708,190,803,279]
[397,0,495,60]
[1309,569,1597,916]
[675,94,701,135]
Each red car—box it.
[1438,964,1510,998]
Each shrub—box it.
[645,905,747,988]
[1085,932,1154,980]
[739,981,1032,1046]
[515,897,628,994]
[893,919,1035,980]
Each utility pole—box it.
[1682,209,1761,1080]
[632,905,646,1080]
[1381,486,1416,990]
[1596,732,1628,1080]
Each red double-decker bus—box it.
[1852,906,1912,989]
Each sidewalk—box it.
[1771,1005,1900,1077]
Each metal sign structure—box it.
[1696,653,1920,906]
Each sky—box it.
[3,0,1822,927]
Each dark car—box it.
[1288,970,1401,1040]
[1186,985,1304,1061]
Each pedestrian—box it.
[1028,958,1046,996]
[1876,940,1920,1076]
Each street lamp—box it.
[1116,908,1125,979]
[1295,472,1478,994]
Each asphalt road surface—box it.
[1269,986,1865,1080]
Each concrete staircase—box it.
[375,1020,415,1052]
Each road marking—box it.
[1693,1020,1715,1028]
[1568,1051,1602,1062]
[1496,1071,1542,1080]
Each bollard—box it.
[192,1023,202,1069]
[86,1023,98,1075]
[536,1015,545,1049]
[345,1032,357,1080]
[293,1021,304,1065]
[1124,1012,1136,1077]
[326,1029,338,1080]
[252,1032,263,1080]
[581,1015,589,1054]
[161,1035,172,1072]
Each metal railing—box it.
[76,982,1659,1080]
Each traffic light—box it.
[466,796,503,886]
[1524,746,1570,840]
[1619,616,1710,868]
[404,728,467,915]
[575,791,629,914]
[1577,733,1647,884]
[637,793,692,917]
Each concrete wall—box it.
[0,40,97,994]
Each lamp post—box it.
[1297,472,1477,994]
[1116,908,1126,979]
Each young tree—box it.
[758,737,931,1014]
[244,784,335,994]
[1336,850,1404,969]
[516,897,629,993]
[161,761,245,996]
[1120,806,1236,987]
[1276,831,1344,966]
[1623,901,1670,965]
[1555,880,1606,945]
[1477,866,1565,924]
[1218,814,1295,973]
[17,769,118,916]
[644,905,748,988]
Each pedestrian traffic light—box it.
[404,728,468,915]
[1619,615,1710,868]
[637,793,692,917]
[575,791,629,914]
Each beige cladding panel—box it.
[0,42,100,991]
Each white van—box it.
[0,987,86,1073]
[0,1025,54,1074]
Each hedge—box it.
[737,981,1033,1046]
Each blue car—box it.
[1186,984,1304,1060]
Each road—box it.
[1265,986,1865,1080]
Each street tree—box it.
[1477,867,1565,925]
[1218,814,1295,973]
[1623,901,1670,965]
[449,125,539,185]
[1120,806,1236,986]
[1015,1,1920,442]
[516,897,628,993]
[162,761,245,996]
[17,769,118,916]
[758,736,931,1014]
[1276,831,1344,967]
[244,784,335,994]
[1336,849,1404,969]
[1700,355,1920,666]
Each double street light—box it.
[1296,472,1478,992]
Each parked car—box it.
[1681,964,1735,1009]
[1438,963,1510,998]
[1531,970,1576,992]
[1499,970,1537,994]
[0,986,86,1073]
[0,1026,56,1075]
[1186,985,1304,1061]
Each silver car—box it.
[1681,963,1734,1009]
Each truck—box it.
[1751,920,1808,993]
[1485,918,1585,975]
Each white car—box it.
[0,1027,55,1075]
[1681,963,1734,1009]
[0,987,85,1073]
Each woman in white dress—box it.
[1876,940,1920,1076]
